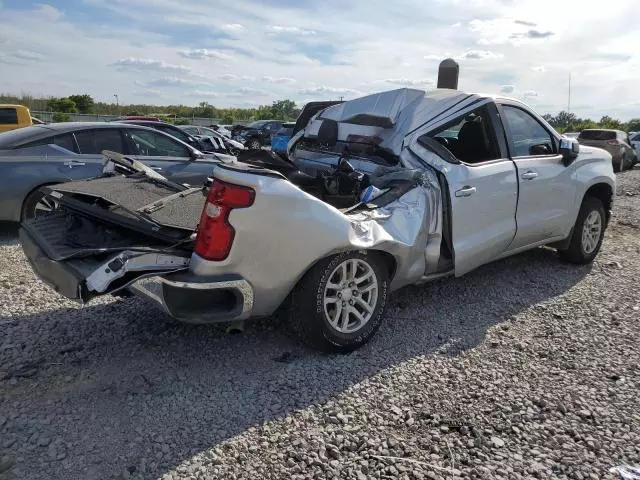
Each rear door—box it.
[58,128,119,179]
[497,102,576,249]
[122,128,216,185]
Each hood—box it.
[293,87,484,155]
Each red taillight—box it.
[194,179,255,261]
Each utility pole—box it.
[567,73,571,114]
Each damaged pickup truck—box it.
[19,88,616,352]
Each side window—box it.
[124,129,190,157]
[501,106,555,157]
[75,129,124,154]
[156,125,191,143]
[426,106,501,164]
[0,108,18,124]
[52,134,77,152]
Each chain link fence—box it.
[30,111,252,126]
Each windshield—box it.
[247,120,269,129]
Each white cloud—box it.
[424,54,447,61]
[500,85,515,94]
[218,74,254,81]
[142,77,205,87]
[375,78,434,87]
[184,90,220,97]
[220,23,244,32]
[0,49,45,63]
[458,50,504,60]
[231,87,268,96]
[0,0,638,118]
[262,75,296,85]
[267,25,316,36]
[112,58,190,73]
[179,49,232,60]
[132,88,164,98]
[523,90,538,98]
[298,86,362,96]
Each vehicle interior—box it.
[431,108,501,163]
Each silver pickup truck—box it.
[18,88,616,352]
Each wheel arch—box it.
[583,182,613,226]
[20,181,61,221]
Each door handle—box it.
[63,160,86,168]
[455,186,476,197]
[149,166,163,171]
[521,171,538,180]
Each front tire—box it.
[558,196,606,264]
[288,251,389,352]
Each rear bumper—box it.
[128,272,254,324]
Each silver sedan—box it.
[0,122,234,222]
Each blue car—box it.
[270,122,295,157]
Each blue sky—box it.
[0,0,638,119]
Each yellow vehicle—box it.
[0,105,33,133]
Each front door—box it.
[448,161,518,276]
[422,103,519,277]
[122,128,216,185]
[498,103,576,250]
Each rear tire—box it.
[558,196,606,264]
[288,251,389,352]
[21,188,58,222]
[246,138,261,150]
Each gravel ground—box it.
[1,168,639,480]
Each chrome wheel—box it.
[323,258,378,334]
[581,210,602,254]
[33,196,58,216]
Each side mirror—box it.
[529,143,551,155]
[560,137,580,165]
[190,148,204,160]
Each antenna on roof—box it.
[437,59,459,90]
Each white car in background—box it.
[630,132,640,154]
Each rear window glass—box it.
[578,130,616,140]
[0,125,50,148]
[75,129,124,154]
[0,108,19,125]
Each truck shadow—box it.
[0,246,591,480]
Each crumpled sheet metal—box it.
[345,163,443,287]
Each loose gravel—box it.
[1,168,639,480]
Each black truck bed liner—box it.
[51,175,206,231]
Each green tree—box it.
[270,99,299,120]
[52,112,70,122]
[68,94,95,114]
[599,115,622,129]
[627,118,640,132]
[220,112,235,125]
[254,105,275,120]
[47,97,77,113]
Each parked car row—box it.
[0,121,236,222]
